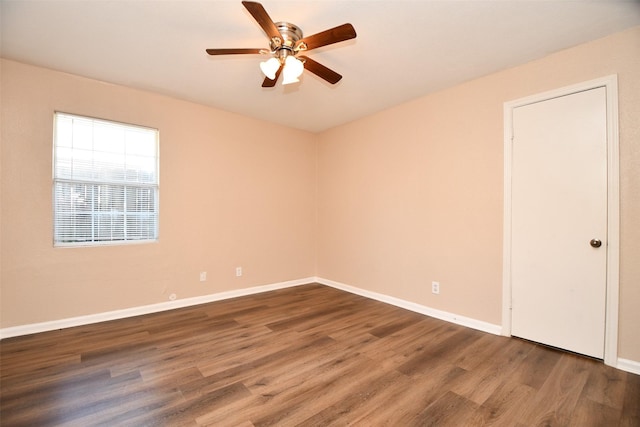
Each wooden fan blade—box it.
[299,56,342,84]
[262,64,283,87]
[242,1,281,41]
[295,23,356,51]
[206,48,264,55]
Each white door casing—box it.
[503,76,619,366]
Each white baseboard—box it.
[315,278,640,374]
[617,358,640,375]
[0,276,502,340]
[0,277,314,340]
[4,276,638,374]
[316,277,503,336]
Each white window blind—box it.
[53,113,159,246]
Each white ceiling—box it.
[2,1,639,133]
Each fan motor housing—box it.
[271,21,303,50]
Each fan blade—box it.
[206,48,264,55]
[295,23,356,51]
[242,1,281,41]
[299,56,342,84]
[262,64,283,87]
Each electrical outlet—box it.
[199,271,207,282]
[432,281,440,295]
[236,267,242,277]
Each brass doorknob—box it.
[590,239,602,248]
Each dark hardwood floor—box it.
[1,283,638,426]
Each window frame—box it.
[52,112,160,247]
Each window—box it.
[53,113,159,246]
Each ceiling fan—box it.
[206,1,357,87]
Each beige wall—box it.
[317,27,640,361]
[0,59,317,327]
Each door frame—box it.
[502,75,619,367]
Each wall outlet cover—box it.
[432,281,440,294]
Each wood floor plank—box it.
[620,371,640,426]
[350,363,469,425]
[198,351,376,426]
[508,339,562,390]
[581,360,628,409]
[295,368,412,425]
[1,283,638,426]
[416,390,480,426]
[452,332,508,371]
[396,325,483,376]
[183,335,338,401]
[568,397,622,427]
[468,380,536,426]
[450,336,533,405]
[517,352,592,426]
[249,354,379,426]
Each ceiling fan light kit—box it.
[281,56,304,85]
[259,57,280,80]
[206,1,356,87]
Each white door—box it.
[510,87,608,359]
